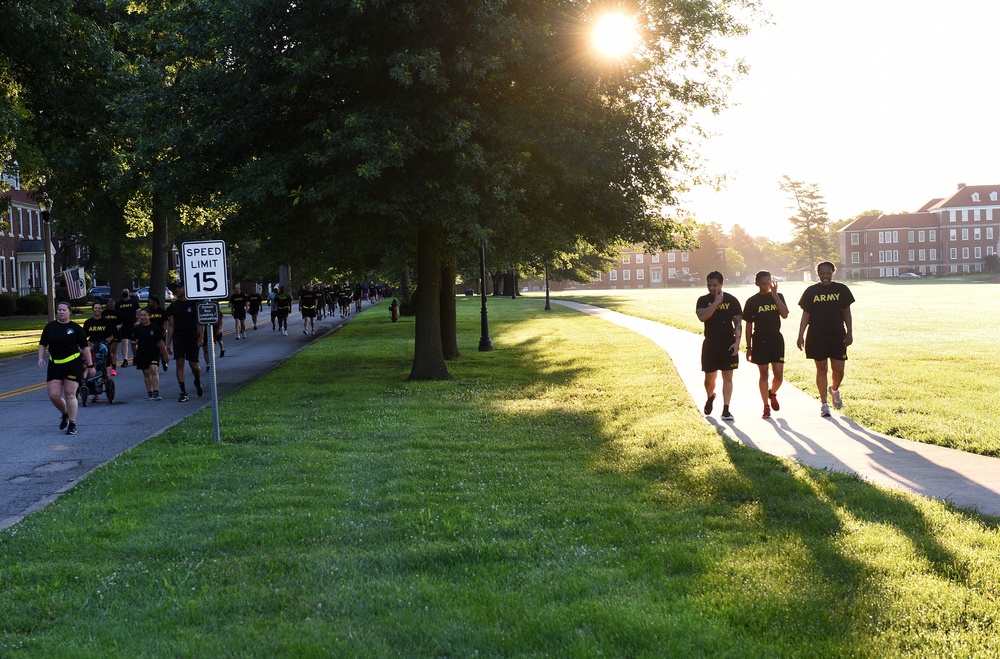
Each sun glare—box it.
[592,12,640,59]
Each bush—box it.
[16,294,47,316]
[0,294,15,316]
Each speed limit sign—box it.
[181,240,229,300]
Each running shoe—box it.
[821,403,831,417]
[762,404,771,419]
[219,349,225,358]
[721,408,734,421]
[178,393,190,402]
[65,422,77,436]
[704,394,716,416]
[828,387,842,409]
[121,359,128,367]
[153,394,162,401]
[195,379,204,397]
[147,393,154,401]
[162,362,168,372]
[303,329,307,335]
[110,367,117,376]
[235,335,240,340]
[59,413,69,431]
[769,390,780,411]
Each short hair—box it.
[148,294,160,304]
[755,270,771,284]
[57,301,72,312]
[816,261,837,273]
[706,271,724,284]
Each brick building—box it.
[840,184,1000,278]
[1,170,56,297]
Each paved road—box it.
[556,300,1000,518]
[0,301,381,530]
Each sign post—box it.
[183,240,229,443]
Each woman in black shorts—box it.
[131,308,171,400]
[38,301,95,435]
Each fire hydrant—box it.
[390,299,399,322]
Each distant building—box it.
[522,246,696,293]
[1,169,57,297]
[840,184,1000,278]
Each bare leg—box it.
[815,359,829,403]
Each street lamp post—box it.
[39,195,55,321]
[478,243,493,352]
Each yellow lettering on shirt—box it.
[718,302,730,310]
[813,293,841,303]
[757,303,777,313]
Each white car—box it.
[135,286,176,302]
[897,273,921,280]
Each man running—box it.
[166,283,205,402]
[743,271,789,419]
[299,283,317,335]
[797,261,855,417]
[229,284,248,340]
[696,271,742,421]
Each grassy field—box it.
[0,297,998,656]
[546,278,1000,457]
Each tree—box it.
[780,176,837,271]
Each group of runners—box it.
[696,261,855,421]
[37,280,387,434]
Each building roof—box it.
[17,240,45,253]
[931,185,1000,209]
[916,198,944,212]
[839,215,880,232]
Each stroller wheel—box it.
[78,383,90,407]
[106,379,117,405]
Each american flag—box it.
[63,267,86,300]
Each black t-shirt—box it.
[696,292,742,340]
[167,299,200,338]
[40,321,88,361]
[743,292,786,336]
[117,297,140,325]
[299,290,317,309]
[132,322,165,355]
[274,292,293,312]
[83,317,115,344]
[230,292,248,313]
[146,305,168,330]
[247,293,263,312]
[798,282,855,334]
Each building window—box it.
[988,228,995,240]
[652,254,660,263]
[962,229,969,240]
[972,192,981,202]
[908,231,915,243]
[930,248,937,260]
[975,247,982,258]
[635,253,643,264]
[989,246,996,256]
[950,229,958,241]
[962,210,969,222]
[879,251,884,263]
[622,270,631,280]
[878,232,884,244]
[930,230,937,242]
[962,247,969,259]
[636,269,644,280]
[974,228,981,240]
[667,252,676,263]
[893,231,899,243]
[975,209,982,221]
[610,271,617,281]
[668,268,677,278]
[908,250,915,261]
[918,230,925,242]
[950,248,958,259]
[851,233,859,245]
[651,269,661,282]
[681,252,689,262]
[919,249,926,261]
[851,252,859,264]
[950,210,957,222]
[622,254,630,264]
[894,250,899,261]
[992,191,998,202]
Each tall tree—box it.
[780,176,839,270]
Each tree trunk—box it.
[490,271,502,296]
[400,265,411,304]
[408,225,452,380]
[440,247,459,361]
[150,194,170,301]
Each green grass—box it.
[546,279,1000,456]
[1,297,998,656]
[0,317,52,360]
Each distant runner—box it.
[797,261,855,417]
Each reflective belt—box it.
[51,352,81,364]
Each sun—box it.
[592,12,640,59]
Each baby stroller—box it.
[78,341,116,406]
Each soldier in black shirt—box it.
[247,289,263,330]
[38,302,95,435]
[117,288,140,367]
[131,308,170,400]
[166,283,205,402]
[695,271,742,421]
[743,271,789,419]
[229,284,248,339]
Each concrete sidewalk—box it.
[556,300,1000,518]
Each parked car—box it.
[135,286,176,303]
[87,285,111,302]
[668,275,700,287]
[898,272,921,280]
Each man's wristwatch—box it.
[86,363,95,368]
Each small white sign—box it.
[181,240,229,300]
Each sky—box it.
[681,0,1000,242]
